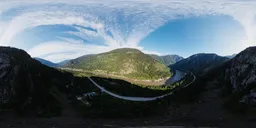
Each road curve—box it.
[88,70,196,102]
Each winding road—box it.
[88,70,196,102]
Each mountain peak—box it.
[0,46,31,60]
[191,53,219,57]
[107,48,143,54]
[149,54,183,66]
[170,53,228,75]
[241,46,256,54]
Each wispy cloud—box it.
[28,40,117,62]
[0,0,256,61]
[27,38,161,62]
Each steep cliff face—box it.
[0,47,71,115]
[225,47,256,105]
[0,47,32,105]
[0,53,13,104]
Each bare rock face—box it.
[0,47,32,105]
[0,53,15,104]
[240,89,256,105]
[0,47,70,115]
[225,47,256,105]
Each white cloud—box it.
[141,50,162,56]
[27,40,117,62]
[0,0,256,61]
[27,39,161,62]
[0,11,89,46]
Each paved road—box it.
[88,70,196,102]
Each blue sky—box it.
[0,0,255,62]
[140,15,246,57]
[12,14,246,58]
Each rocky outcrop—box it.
[0,47,71,115]
[240,89,256,105]
[0,47,31,105]
[225,47,256,105]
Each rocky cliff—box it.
[225,47,256,105]
[0,47,71,116]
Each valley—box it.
[2,0,256,127]
[63,48,173,82]
[60,67,171,86]
[0,46,256,127]
[61,68,187,86]
[87,70,193,101]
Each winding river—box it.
[164,70,187,85]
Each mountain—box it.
[149,54,183,66]
[173,47,256,114]
[57,59,70,66]
[201,47,256,112]
[225,54,237,59]
[35,57,59,67]
[64,48,172,81]
[0,47,71,116]
[35,58,70,68]
[200,47,256,109]
[64,54,96,66]
[224,47,256,106]
[170,53,229,75]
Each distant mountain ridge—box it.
[170,53,229,75]
[57,59,70,66]
[37,53,183,68]
[63,48,172,81]
[149,54,183,66]
[225,54,237,59]
[35,57,59,67]
[35,58,70,67]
